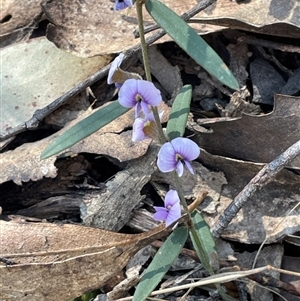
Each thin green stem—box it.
[152,106,167,144]
[136,1,152,82]
[136,0,166,144]
[172,171,190,216]
[189,225,214,274]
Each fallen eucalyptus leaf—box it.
[41,0,224,57]
[194,94,300,168]
[1,37,111,140]
[199,149,300,244]
[196,0,300,38]
[0,0,43,46]
[0,220,170,301]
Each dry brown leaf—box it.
[0,139,58,185]
[194,94,300,168]
[41,0,223,57]
[0,0,43,46]
[199,149,300,244]
[0,220,170,301]
[196,0,300,38]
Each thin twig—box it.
[238,35,300,53]
[211,139,300,237]
[133,0,216,38]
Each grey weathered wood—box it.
[81,145,159,231]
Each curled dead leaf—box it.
[0,220,172,301]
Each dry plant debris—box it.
[0,220,170,301]
[1,0,300,300]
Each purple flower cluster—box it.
[108,54,163,141]
[108,60,200,226]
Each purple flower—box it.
[153,190,181,227]
[118,79,162,117]
[107,53,125,85]
[114,0,133,11]
[157,137,200,177]
[132,111,163,142]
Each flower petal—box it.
[176,160,184,177]
[136,80,162,107]
[165,201,181,227]
[140,100,150,116]
[184,160,194,175]
[171,137,200,161]
[118,79,138,108]
[124,0,133,6]
[164,190,180,207]
[157,142,177,173]
[107,53,124,84]
[114,0,132,10]
[119,79,162,115]
[135,102,142,117]
[153,207,168,221]
[132,118,147,142]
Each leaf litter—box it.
[1,0,300,300]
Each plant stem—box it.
[152,106,167,144]
[172,171,190,215]
[136,0,166,144]
[136,0,151,82]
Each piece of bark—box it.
[147,45,183,97]
[81,144,160,231]
[250,58,286,105]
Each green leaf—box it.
[41,101,129,159]
[145,0,239,90]
[133,227,188,301]
[190,210,219,274]
[166,85,192,140]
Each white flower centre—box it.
[175,153,183,162]
[135,94,142,103]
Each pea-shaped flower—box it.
[107,53,124,86]
[107,54,141,88]
[114,0,133,11]
[132,111,163,142]
[157,137,200,177]
[153,190,181,227]
[119,79,162,117]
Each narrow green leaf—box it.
[133,227,188,301]
[145,0,239,90]
[41,101,129,159]
[190,210,219,274]
[166,85,192,140]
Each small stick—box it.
[134,0,216,38]
[238,35,300,54]
[211,139,300,237]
